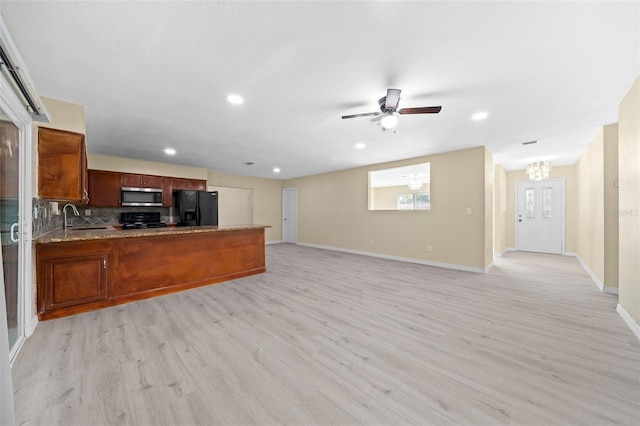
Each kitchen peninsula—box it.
[35,224,270,320]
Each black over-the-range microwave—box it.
[121,187,163,207]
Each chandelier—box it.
[526,161,551,181]
[408,177,423,190]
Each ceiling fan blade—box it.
[341,112,380,119]
[398,106,442,115]
[369,113,385,122]
[385,88,402,110]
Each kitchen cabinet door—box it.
[162,177,173,207]
[122,173,163,188]
[88,170,122,207]
[37,240,114,319]
[38,127,88,203]
[172,178,207,190]
[42,253,109,310]
[190,179,206,190]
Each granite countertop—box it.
[35,224,271,244]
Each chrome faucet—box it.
[62,204,80,230]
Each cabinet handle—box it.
[103,257,107,269]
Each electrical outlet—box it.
[427,245,432,253]
[369,240,374,246]
[466,208,472,215]
[85,209,91,216]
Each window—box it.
[398,194,414,210]
[397,193,430,210]
[415,193,430,209]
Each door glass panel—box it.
[0,113,20,352]
[525,188,535,218]
[543,187,553,219]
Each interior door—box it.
[0,115,21,356]
[516,179,564,254]
[282,187,297,243]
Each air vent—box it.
[244,162,255,166]
[522,140,538,145]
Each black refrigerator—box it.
[173,190,218,226]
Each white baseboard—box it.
[297,243,489,274]
[604,286,619,295]
[26,315,38,337]
[616,303,640,341]
[266,240,283,245]
[494,248,516,257]
[565,252,605,292]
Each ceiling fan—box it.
[341,88,441,129]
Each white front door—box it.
[282,187,297,243]
[516,179,564,254]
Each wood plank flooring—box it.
[11,244,640,425]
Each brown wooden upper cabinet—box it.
[163,177,207,207]
[88,170,122,207]
[121,173,163,189]
[38,127,88,204]
[172,178,206,191]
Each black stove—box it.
[120,212,167,230]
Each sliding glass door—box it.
[0,112,20,354]
[0,70,33,364]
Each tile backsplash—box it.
[32,198,171,238]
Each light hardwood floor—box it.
[12,244,640,425]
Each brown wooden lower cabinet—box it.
[36,228,266,320]
[37,239,113,318]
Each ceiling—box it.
[1,1,638,180]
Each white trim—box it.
[604,287,619,295]
[297,242,490,274]
[494,247,517,257]
[266,240,283,245]
[565,252,605,292]
[26,315,38,337]
[616,304,640,341]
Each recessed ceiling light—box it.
[164,148,176,155]
[273,167,281,173]
[472,111,488,121]
[227,94,244,105]
[355,142,366,149]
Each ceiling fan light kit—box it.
[381,113,398,129]
[341,88,442,128]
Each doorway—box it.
[516,179,564,254]
[282,187,297,243]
